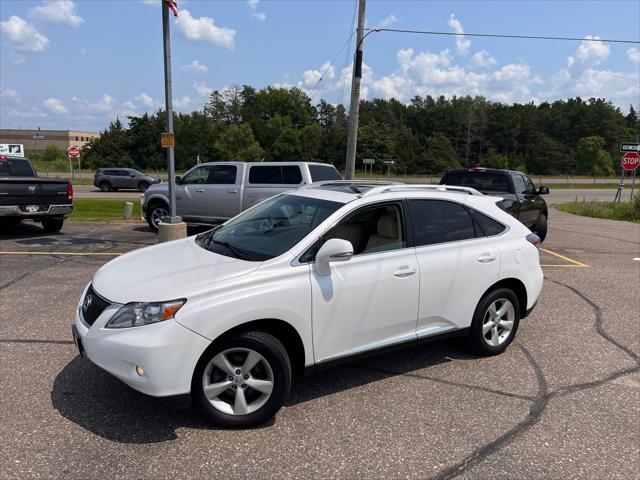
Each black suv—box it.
[440,168,549,241]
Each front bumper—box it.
[73,297,211,398]
[0,204,73,218]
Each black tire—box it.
[138,181,150,192]
[468,287,521,356]
[192,331,291,428]
[535,213,548,242]
[99,181,111,192]
[42,218,64,233]
[145,202,169,233]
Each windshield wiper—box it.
[209,239,252,260]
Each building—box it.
[0,128,100,155]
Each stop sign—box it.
[621,152,640,171]
[68,146,80,158]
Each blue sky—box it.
[1,0,639,132]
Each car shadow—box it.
[0,220,58,239]
[51,337,473,444]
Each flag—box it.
[163,0,178,17]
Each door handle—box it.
[195,189,205,193]
[228,189,238,193]
[393,266,417,277]
[478,252,497,263]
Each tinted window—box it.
[513,174,527,194]
[103,169,117,176]
[523,175,536,194]
[409,200,475,246]
[469,209,507,236]
[208,165,237,184]
[441,171,511,193]
[0,158,35,177]
[282,166,302,184]
[309,164,341,182]
[249,165,302,185]
[182,166,210,184]
[197,194,342,261]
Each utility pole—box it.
[162,2,179,223]
[344,0,366,180]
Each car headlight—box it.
[105,299,186,329]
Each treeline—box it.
[70,85,638,175]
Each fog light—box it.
[135,365,145,377]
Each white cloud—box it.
[301,61,335,89]
[175,9,236,49]
[0,16,49,53]
[470,50,497,68]
[135,93,155,108]
[194,81,212,98]
[252,12,267,21]
[0,87,21,103]
[29,1,84,28]
[567,36,610,75]
[447,14,471,55]
[71,94,117,114]
[378,14,398,28]
[42,97,69,114]
[173,95,193,111]
[247,0,260,9]
[627,48,640,65]
[181,60,209,73]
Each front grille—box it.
[81,284,110,326]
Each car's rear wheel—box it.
[138,181,150,192]
[99,181,111,192]
[468,288,520,356]
[535,213,548,242]
[145,202,168,232]
[42,218,64,233]
[192,331,291,428]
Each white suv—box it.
[72,182,543,427]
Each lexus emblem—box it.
[28,185,37,193]
[83,294,93,312]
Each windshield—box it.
[196,194,342,261]
[441,171,512,193]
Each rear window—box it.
[309,164,341,182]
[469,209,507,236]
[441,171,511,193]
[409,200,476,246]
[249,165,302,185]
[0,158,35,177]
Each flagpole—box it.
[162,0,179,225]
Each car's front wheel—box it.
[192,331,291,428]
[468,288,520,355]
[145,202,168,232]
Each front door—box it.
[176,165,210,217]
[309,202,419,363]
[203,164,241,221]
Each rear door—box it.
[203,164,240,221]
[408,199,500,336]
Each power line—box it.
[362,28,640,46]
[307,29,357,98]
[339,0,359,105]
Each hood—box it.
[92,237,260,304]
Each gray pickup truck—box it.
[0,155,73,232]
[142,161,342,231]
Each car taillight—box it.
[67,183,73,200]
[526,233,541,248]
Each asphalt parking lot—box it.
[1,209,638,479]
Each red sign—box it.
[621,152,640,171]
[68,146,80,158]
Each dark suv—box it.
[94,168,161,192]
[440,168,549,241]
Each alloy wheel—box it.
[150,206,168,229]
[482,298,515,347]
[202,348,274,416]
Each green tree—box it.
[214,124,263,161]
[42,144,66,162]
[423,132,460,174]
[575,136,615,176]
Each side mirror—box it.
[175,176,182,185]
[315,238,354,276]
[538,186,549,195]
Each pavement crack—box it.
[0,272,31,291]
[0,338,74,345]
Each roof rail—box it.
[299,180,402,189]
[361,184,484,197]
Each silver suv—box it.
[94,168,161,192]
[142,161,342,231]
